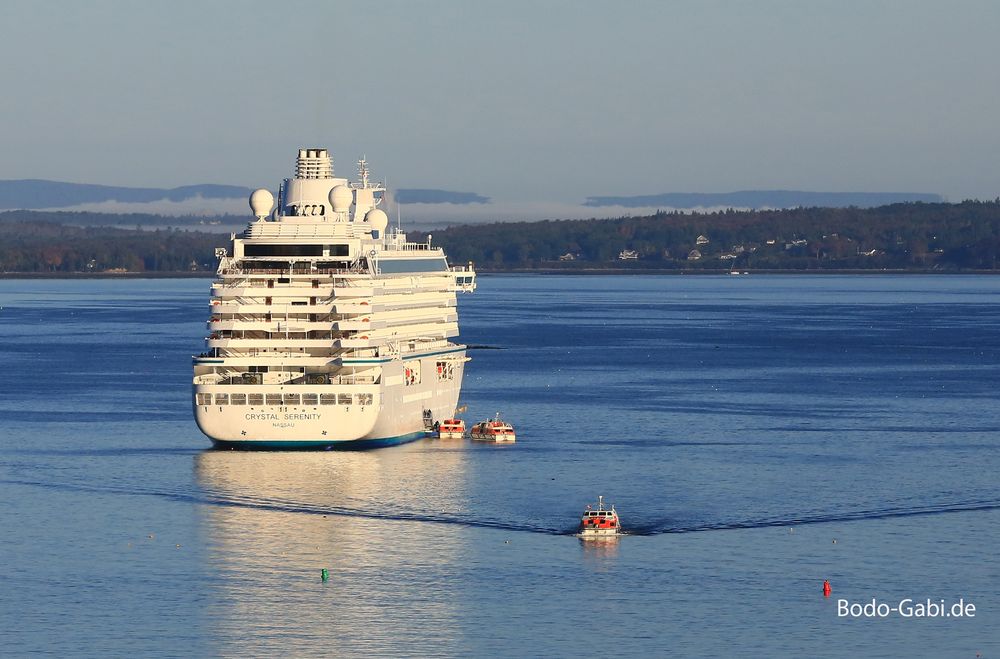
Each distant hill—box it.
[393,189,490,204]
[0,179,254,209]
[584,190,944,209]
[0,179,491,210]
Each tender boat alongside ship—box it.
[579,496,621,538]
[436,418,466,439]
[469,413,516,442]
[192,148,476,449]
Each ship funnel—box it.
[295,148,333,179]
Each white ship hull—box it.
[195,351,467,449]
[192,148,476,450]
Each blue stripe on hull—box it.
[209,430,431,451]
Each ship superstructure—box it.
[193,148,476,448]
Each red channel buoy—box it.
[823,580,831,597]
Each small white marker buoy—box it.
[832,539,837,544]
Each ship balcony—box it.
[193,373,379,387]
[207,319,386,332]
[206,337,353,349]
[379,311,458,327]
[377,279,455,295]
[209,301,383,314]
[337,322,460,347]
[193,354,359,367]
[376,296,456,312]
[206,329,455,349]
[241,221,369,240]
[219,266,366,278]
[332,319,386,331]
[211,285,375,298]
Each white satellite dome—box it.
[365,208,389,233]
[329,185,354,212]
[249,188,274,218]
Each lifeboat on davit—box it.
[578,496,621,539]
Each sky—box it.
[2,0,999,220]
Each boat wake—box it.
[6,477,998,538]
[622,497,1000,536]
[0,477,568,535]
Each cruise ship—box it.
[193,148,476,449]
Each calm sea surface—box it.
[1,274,998,657]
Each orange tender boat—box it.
[470,413,516,442]
[579,496,621,538]
[437,418,466,439]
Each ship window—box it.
[436,361,454,381]
[248,393,264,405]
[197,393,212,406]
[326,244,349,256]
[283,394,300,405]
[320,394,338,405]
[302,393,318,405]
[214,394,228,405]
[377,257,448,274]
[338,394,352,405]
[356,393,373,406]
[230,394,247,405]
[245,244,324,257]
[266,394,282,405]
[404,363,421,386]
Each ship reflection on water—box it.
[194,442,469,657]
[579,537,620,560]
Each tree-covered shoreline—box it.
[4,200,1000,274]
[0,213,226,273]
[418,200,1000,272]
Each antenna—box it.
[358,156,369,189]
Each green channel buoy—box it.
[321,568,329,582]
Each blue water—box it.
[1,275,998,657]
